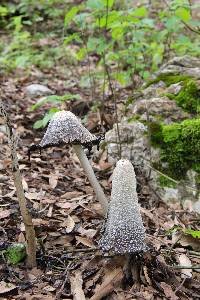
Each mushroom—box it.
[29,110,108,215]
[99,159,146,254]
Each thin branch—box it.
[171,265,200,270]
[0,100,36,268]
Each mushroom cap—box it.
[99,159,146,254]
[39,110,98,148]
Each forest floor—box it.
[0,60,200,300]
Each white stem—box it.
[72,144,108,215]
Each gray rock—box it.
[25,84,54,98]
[106,120,148,166]
[156,55,200,79]
[166,83,182,95]
[133,96,189,123]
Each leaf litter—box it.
[0,65,200,300]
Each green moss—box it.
[150,118,200,180]
[148,122,164,147]
[158,175,177,188]
[173,80,200,113]
[146,74,191,87]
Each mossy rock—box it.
[146,74,200,114]
[5,243,26,265]
[150,118,200,180]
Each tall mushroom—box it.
[99,159,146,254]
[29,110,108,215]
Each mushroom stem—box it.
[72,144,108,215]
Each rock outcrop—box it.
[105,56,200,212]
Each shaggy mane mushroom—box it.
[29,110,108,215]
[99,159,146,254]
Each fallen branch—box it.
[171,265,200,270]
[0,101,36,268]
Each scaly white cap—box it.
[99,159,146,254]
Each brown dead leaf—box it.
[25,191,44,201]
[65,215,75,233]
[76,236,95,248]
[0,281,17,295]
[179,235,200,251]
[32,219,49,226]
[0,209,11,219]
[61,191,83,199]
[70,271,86,300]
[160,282,179,300]
[18,232,26,243]
[22,177,29,191]
[90,267,124,300]
[77,227,97,238]
[49,175,58,189]
[176,254,192,278]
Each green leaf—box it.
[131,6,147,17]
[5,243,26,265]
[31,94,80,111]
[0,6,8,17]
[64,6,79,27]
[33,108,59,129]
[64,33,81,45]
[76,47,87,60]
[175,7,191,22]
[86,0,104,10]
[184,229,200,238]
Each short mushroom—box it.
[99,159,146,254]
[29,110,108,215]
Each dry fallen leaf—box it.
[61,191,83,199]
[160,282,179,300]
[0,281,17,295]
[49,175,58,189]
[65,215,75,233]
[0,209,11,219]
[22,177,29,191]
[70,271,86,300]
[76,236,95,248]
[177,254,192,278]
[90,267,124,300]
[77,227,97,238]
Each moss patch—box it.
[150,118,200,180]
[146,74,191,87]
[158,175,177,188]
[172,80,200,113]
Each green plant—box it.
[31,94,81,129]
[63,0,200,91]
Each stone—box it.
[25,84,54,98]
[105,120,148,166]
[156,55,200,79]
[132,96,189,123]
[166,83,182,95]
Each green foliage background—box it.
[0,0,199,77]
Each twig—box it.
[65,247,97,253]
[181,21,200,35]
[189,250,200,257]
[55,261,74,300]
[0,101,36,268]
[144,160,198,193]
[171,265,200,270]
